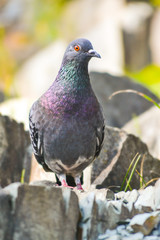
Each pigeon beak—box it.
[88,49,101,58]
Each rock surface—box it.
[0,189,13,240]
[90,72,159,128]
[1,179,160,240]
[91,126,160,189]
[128,211,160,236]
[0,115,31,187]
[123,105,160,159]
[4,183,79,240]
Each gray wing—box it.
[29,108,52,172]
[95,123,105,158]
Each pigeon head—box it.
[62,38,101,65]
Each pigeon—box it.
[29,38,105,190]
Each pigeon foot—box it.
[75,176,84,191]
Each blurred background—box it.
[0,0,160,129]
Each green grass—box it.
[120,153,158,192]
[21,169,25,184]
[120,153,141,192]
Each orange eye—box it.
[74,45,80,52]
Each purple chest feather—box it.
[40,84,99,119]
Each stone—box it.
[115,190,139,203]
[78,190,108,240]
[2,181,160,240]
[116,225,130,237]
[124,232,144,240]
[90,72,159,128]
[3,182,23,212]
[98,231,114,240]
[115,191,126,201]
[121,2,153,71]
[0,115,31,187]
[0,189,13,240]
[105,234,121,240]
[77,189,120,240]
[4,182,22,198]
[30,180,57,187]
[91,126,160,190]
[12,184,79,240]
[133,179,160,213]
[152,229,160,237]
[128,211,160,236]
[135,186,155,211]
[123,105,160,159]
[144,236,160,240]
[154,179,160,210]
[107,201,121,229]
[77,188,144,240]
[120,202,135,220]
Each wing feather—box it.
[29,113,52,172]
[94,124,105,158]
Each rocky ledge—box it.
[0,179,160,240]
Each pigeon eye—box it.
[74,45,80,52]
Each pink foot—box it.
[76,183,84,191]
[61,179,68,187]
[61,179,74,189]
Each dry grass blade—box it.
[140,178,159,189]
[109,89,160,109]
[140,154,145,188]
[136,169,146,188]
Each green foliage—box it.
[150,0,160,6]
[21,169,25,184]
[120,153,159,192]
[126,65,160,98]
[120,153,141,192]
